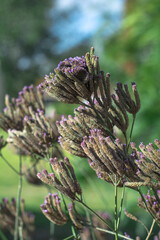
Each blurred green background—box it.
[0,0,160,239]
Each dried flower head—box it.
[114,82,140,117]
[0,198,35,240]
[68,203,84,230]
[37,157,82,200]
[57,105,112,158]
[0,85,44,132]
[81,129,139,186]
[137,190,160,226]
[39,47,100,104]
[126,140,160,189]
[40,193,68,225]
[7,109,59,156]
[93,81,140,135]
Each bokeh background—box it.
[0,0,160,239]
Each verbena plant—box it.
[0,48,159,240]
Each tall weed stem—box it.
[114,176,118,240]
[14,150,23,240]
[95,227,134,240]
[117,184,125,230]
[76,197,113,231]
[145,219,156,240]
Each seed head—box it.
[37,157,82,200]
[40,193,68,225]
[81,130,139,186]
[0,85,44,132]
[39,47,101,104]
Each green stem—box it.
[14,151,23,240]
[18,219,23,240]
[82,196,96,240]
[114,176,118,240]
[71,225,78,239]
[76,198,113,231]
[127,115,136,150]
[123,132,128,149]
[49,222,55,240]
[145,219,156,240]
[72,159,107,207]
[95,227,134,240]
[63,235,74,240]
[117,184,125,230]
[0,152,20,175]
[0,229,8,240]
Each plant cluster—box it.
[0,48,159,240]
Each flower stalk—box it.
[14,150,23,240]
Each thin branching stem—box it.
[49,222,55,240]
[95,227,134,240]
[14,150,23,240]
[82,196,96,240]
[145,219,156,240]
[127,115,136,150]
[0,152,20,175]
[114,176,118,240]
[117,184,125,230]
[0,152,39,176]
[123,132,128,149]
[76,197,113,231]
[72,159,107,206]
[19,219,23,240]
[63,234,74,240]
[71,225,78,239]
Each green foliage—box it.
[100,0,160,143]
[0,0,52,96]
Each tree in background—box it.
[0,0,53,103]
[98,0,160,142]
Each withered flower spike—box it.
[137,190,160,225]
[7,109,59,156]
[39,47,101,104]
[37,157,82,200]
[40,193,68,225]
[81,129,139,186]
[130,140,160,186]
[115,82,140,116]
[0,85,44,132]
[57,104,112,158]
[68,203,83,230]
